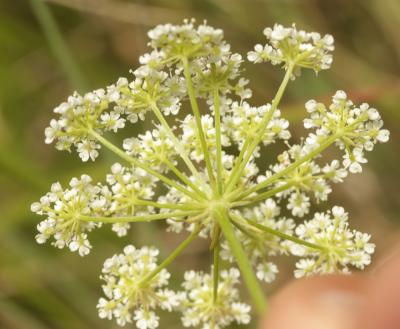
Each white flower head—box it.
[97,245,178,328]
[178,268,251,328]
[31,175,106,256]
[293,206,375,277]
[248,24,334,77]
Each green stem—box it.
[80,210,200,223]
[231,213,325,251]
[134,199,204,211]
[231,182,295,206]
[213,88,223,195]
[29,0,87,91]
[163,158,208,200]
[241,133,339,199]
[89,129,202,202]
[225,63,295,194]
[213,242,220,303]
[213,206,267,314]
[182,57,217,192]
[139,224,201,287]
[149,102,206,189]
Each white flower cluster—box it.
[261,152,347,217]
[33,20,390,329]
[248,23,334,76]
[304,90,390,173]
[293,206,375,278]
[181,114,230,164]
[98,245,181,328]
[31,175,104,256]
[179,269,251,328]
[45,89,125,161]
[148,18,225,63]
[105,163,157,236]
[224,101,290,154]
[123,126,177,173]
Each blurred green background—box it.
[1,0,399,328]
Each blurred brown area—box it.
[0,0,399,328]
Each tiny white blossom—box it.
[256,262,279,283]
[287,192,310,217]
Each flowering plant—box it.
[32,20,389,329]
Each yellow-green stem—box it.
[163,158,208,200]
[213,88,223,195]
[213,242,220,303]
[139,224,201,287]
[89,129,202,202]
[225,63,295,194]
[231,182,295,206]
[230,213,326,251]
[80,210,200,223]
[182,57,217,193]
[213,206,267,314]
[134,199,204,211]
[149,102,206,189]
[241,133,339,199]
[29,0,87,91]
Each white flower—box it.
[134,309,159,329]
[69,233,91,256]
[77,140,100,162]
[294,259,316,278]
[256,262,279,283]
[287,192,310,217]
[98,298,116,320]
[111,223,130,237]
[178,268,251,328]
[101,112,125,132]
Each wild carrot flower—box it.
[32,19,389,329]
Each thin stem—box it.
[139,224,202,287]
[213,205,267,314]
[230,218,261,240]
[225,63,295,194]
[182,57,217,192]
[227,138,250,185]
[89,129,202,202]
[231,182,295,206]
[149,102,206,188]
[230,213,326,251]
[241,133,339,199]
[213,242,220,303]
[80,210,200,224]
[29,0,87,91]
[213,88,223,195]
[163,158,208,200]
[134,199,204,211]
